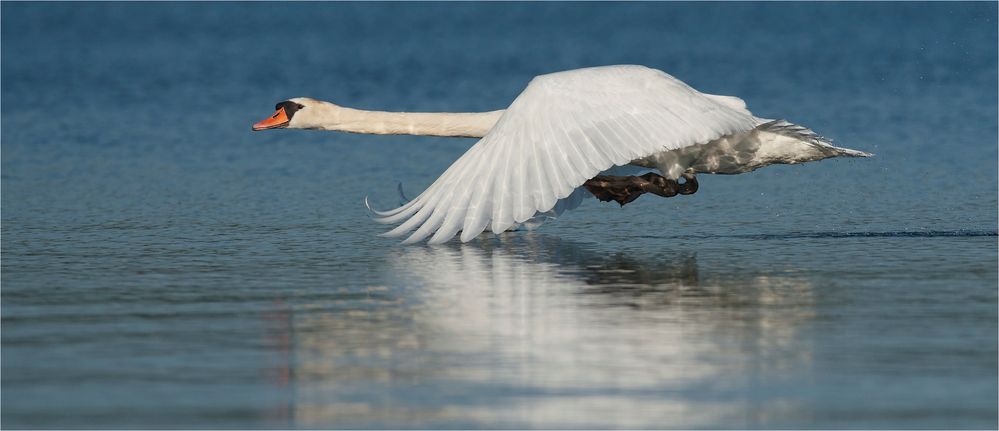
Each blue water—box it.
[2,3,997,429]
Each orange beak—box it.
[252,107,290,131]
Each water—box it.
[2,3,996,429]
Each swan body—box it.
[253,65,871,244]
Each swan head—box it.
[252,97,335,131]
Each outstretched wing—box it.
[370,65,758,244]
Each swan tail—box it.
[758,119,873,157]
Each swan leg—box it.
[583,172,684,206]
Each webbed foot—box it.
[678,173,698,195]
[583,172,697,206]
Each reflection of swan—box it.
[277,235,821,428]
[253,65,870,244]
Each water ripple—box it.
[661,230,998,240]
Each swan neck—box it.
[325,105,503,138]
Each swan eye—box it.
[297,103,305,110]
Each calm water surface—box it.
[2,3,997,429]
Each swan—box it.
[252,65,871,244]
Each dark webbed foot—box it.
[583,172,697,206]
[677,173,698,195]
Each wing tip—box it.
[363,181,414,217]
[363,195,392,217]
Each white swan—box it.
[253,65,871,244]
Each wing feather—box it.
[427,135,508,244]
[458,142,501,242]
[374,65,758,244]
[382,147,476,237]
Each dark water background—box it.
[2,2,997,429]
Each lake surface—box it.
[2,3,997,429]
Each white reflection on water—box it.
[277,234,820,428]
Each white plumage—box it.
[368,65,862,244]
[255,65,871,245]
